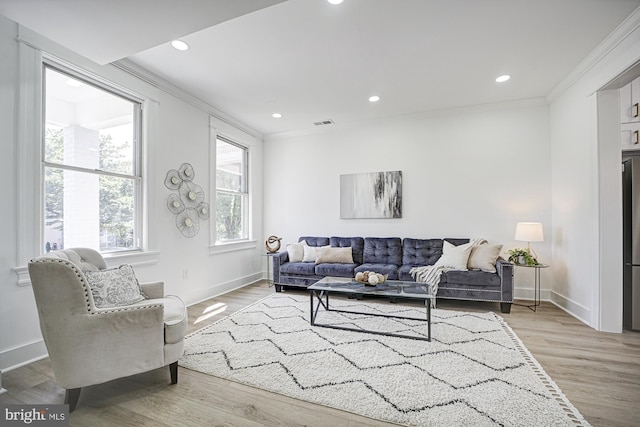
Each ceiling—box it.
[2,0,640,137]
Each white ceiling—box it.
[2,0,640,136]
[0,0,286,64]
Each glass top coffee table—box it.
[308,276,435,341]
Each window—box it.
[215,137,248,242]
[43,65,142,253]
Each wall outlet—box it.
[182,269,188,279]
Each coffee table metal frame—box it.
[308,277,434,342]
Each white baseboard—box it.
[514,287,593,329]
[549,291,592,327]
[184,272,264,307]
[0,339,48,373]
[513,286,552,302]
[0,369,6,394]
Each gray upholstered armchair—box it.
[27,248,187,412]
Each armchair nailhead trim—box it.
[92,304,164,315]
[34,258,94,312]
[33,258,164,315]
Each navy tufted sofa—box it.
[272,236,514,313]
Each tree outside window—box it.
[43,65,141,253]
[216,138,248,242]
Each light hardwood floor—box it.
[2,281,639,426]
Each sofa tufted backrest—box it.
[299,236,330,247]
[402,238,443,266]
[363,237,402,265]
[330,236,365,264]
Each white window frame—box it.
[42,63,144,254]
[208,117,257,254]
[215,136,249,243]
[14,40,159,287]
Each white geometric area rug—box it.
[181,294,590,427]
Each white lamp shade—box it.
[514,222,544,242]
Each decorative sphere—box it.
[355,272,364,281]
[265,235,282,253]
[368,275,379,285]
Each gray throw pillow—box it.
[84,264,146,308]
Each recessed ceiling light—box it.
[272,113,282,119]
[328,0,344,4]
[369,95,381,103]
[171,40,190,51]
[496,74,511,83]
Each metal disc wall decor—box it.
[176,209,200,238]
[196,202,210,220]
[167,194,185,214]
[179,181,205,208]
[164,169,181,191]
[178,163,195,182]
[164,163,208,237]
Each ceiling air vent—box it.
[313,119,334,126]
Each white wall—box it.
[0,16,265,370]
[549,9,640,331]
[264,100,553,301]
[0,15,36,371]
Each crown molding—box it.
[264,97,548,142]
[546,6,640,103]
[113,59,263,141]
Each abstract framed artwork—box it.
[340,170,402,219]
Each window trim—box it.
[42,62,144,254]
[208,117,257,253]
[215,135,249,244]
[15,42,159,286]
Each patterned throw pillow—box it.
[84,264,146,308]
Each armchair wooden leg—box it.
[65,388,81,413]
[169,361,178,384]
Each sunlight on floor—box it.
[194,302,227,324]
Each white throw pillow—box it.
[315,247,354,264]
[302,245,318,262]
[468,244,503,273]
[434,241,473,270]
[84,264,146,308]
[287,240,307,262]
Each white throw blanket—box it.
[410,238,487,307]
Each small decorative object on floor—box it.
[355,271,387,285]
[265,235,282,253]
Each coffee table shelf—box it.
[308,276,435,341]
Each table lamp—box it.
[514,222,544,255]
